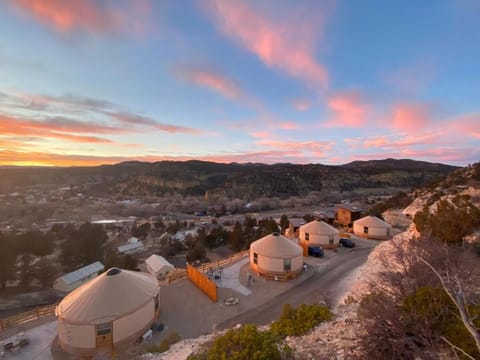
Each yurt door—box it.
[96,322,113,348]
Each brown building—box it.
[337,204,362,227]
[285,218,305,238]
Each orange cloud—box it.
[0,115,115,143]
[174,66,243,100]
[391,103,433,132]
[8,0,152,34]
[203,0,329,88]
[324,91,369,127]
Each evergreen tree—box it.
[35,257,57,288]
[0,232,17,291]
[19,253,34,289]
[280,214,289,233]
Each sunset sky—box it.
[0,0,479,166]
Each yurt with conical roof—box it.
[353,215,392,239]
[299,220,340,249]
[250,232,303,279]
[55,268,160,356]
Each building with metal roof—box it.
[56,268,160,356]
[53,261,105,292]
[117,241,144,255]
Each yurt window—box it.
[328,235,334,244]
[305,233,310,241]
[253,253,258,264]
[96,322,112,336]
[386,228,390,236]
[363,226,368,234]
[284,258,291,271]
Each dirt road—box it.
[217,246,373,329]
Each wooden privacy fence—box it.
[186,264,217,302]
[158,249,249,287]
[0,303,56,332]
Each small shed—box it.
[299,220,340,249]
[56,268,160,356]
[353,216,392,239]
[250,232,303,279]
[117,241,144,255]
[53,261,105,292]
[337,204,362,227]
[145,255,174,278]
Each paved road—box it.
[218,246,373,329]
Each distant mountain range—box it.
[0,158,458,198]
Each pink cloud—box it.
[278,121,301,130]
[250,131,271,139]
[391,103,433,132]
[363,136,389,148]
[291,99,311,111]
[203,0,329,88]
[446,113,480,139]
[362,133,442,149]
[8,0,152,34]
[256,139,333,157]
[324,91,369,127]
[174,65,243,100]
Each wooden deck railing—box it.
[0,303,56,332]
[158,249,249,287]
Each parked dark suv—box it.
[308,246,324,257]
[339,238,356,248]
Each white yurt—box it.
[299,220,340,249]
[250,232,303,279]
[56,268,160,356]
[353,215,392,239]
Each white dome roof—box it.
[250,232,302,258]
[300,220,339,235]
[56,268,159,324]
[354,215,391,228]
